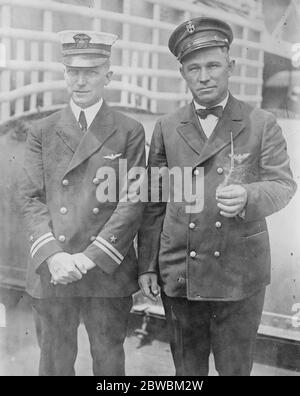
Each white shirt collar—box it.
[193,92,229,110]
[70,98,103,129]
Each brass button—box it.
[92,207,100,215]
[217,167,224,175]
[189,222,196,230]
[60,207,68,215]
[58,235,66,243]
[193,169,200,176]
[214,251,220,258]
[215,221,222,228]
[177,276,186,284]
[93,177,100,185]
[90,236,96,242]
[62,179,69,186]
[190,251,196,258]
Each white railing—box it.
[0,0,265,122]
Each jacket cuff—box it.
[30,232,64,273]
[84,236,124,275]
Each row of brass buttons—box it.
[57,235,96,243]
[193,168,224,176]
[59,177,100,245]
[183,167,224,282]
[189,221,222,229]
[190,250,221,258]
[62,177,101,186]
[59,206,100,215]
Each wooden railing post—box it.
[43,9,53,107]
[150,3,160,113]
[15,39,25,115]
[29,42,39,111]
[120,0,130,107]
[257,43,264,108]
[0,4,11,120]
[93,0,102,30]
[141,51,150,110]
[130,51,138,107]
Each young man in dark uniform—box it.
[20,30,146,376]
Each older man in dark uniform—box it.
[138,17,297,376]
[20,30,146,376]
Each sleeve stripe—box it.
[30,232,53,254]
[96,236,124,261]
[31,236,56,258]
[93,240,122,265]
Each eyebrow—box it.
[186,60,221,67]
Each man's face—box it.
[64,64,112,108]
[180,47,235,107]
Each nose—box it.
[77,72,87,86]
[199,67,210,83]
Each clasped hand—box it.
[47,252,95,285]
[216,184,247,218]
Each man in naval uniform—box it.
[20,30,146,376]
[138,17,297,376]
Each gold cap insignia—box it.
[186,21,195,34]
[73,33,91,49]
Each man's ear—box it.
[228,59,235,77]
[105,70,113,85]
[179,65,185,79]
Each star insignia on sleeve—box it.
[110,235,118,244]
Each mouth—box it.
[198,87,216,92]
[74,91,90,94]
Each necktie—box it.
[196,105,223,119]
[78,110,87,131]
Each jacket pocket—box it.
[242,230,267,241]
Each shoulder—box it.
[152,104,191,140]
[156,104,190,127]
[236,98,276,124]
[32,108,63,131]
[230,98,284,151]
[25,109,63,142]
[109,107,144,132]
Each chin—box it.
[196,96,216,106]
[73,98,90,108]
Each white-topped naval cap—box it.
[57,30,118,67]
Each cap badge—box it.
[73,33,91,49]
[186,21,195,34]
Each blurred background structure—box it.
[0,0,299,374]
[0,0,299,121]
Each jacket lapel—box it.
[62,102,117,177]
[55,105,83,153]
[176,104,207,156]
[196,94,246,166]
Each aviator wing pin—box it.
[103,153,122,160]
[229,153,251,165]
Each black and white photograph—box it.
[0,0,299,378]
